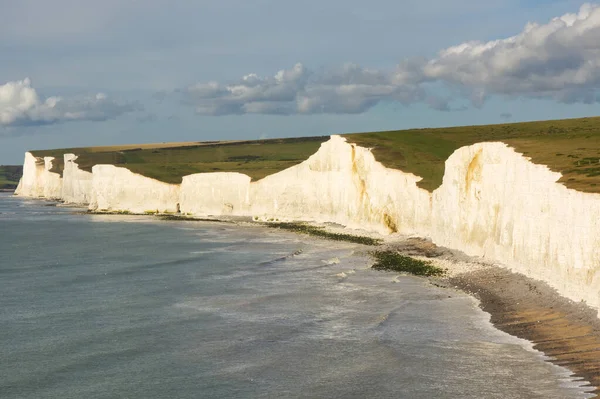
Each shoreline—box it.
[449,268,600,397]
[156,212,600,395]
[7,201,600,396]
[384,237,600,397]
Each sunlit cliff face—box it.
[14,135,600,314]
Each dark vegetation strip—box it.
[370,250,446,276]
[263,222,382,246]
[158,214,234,223]
[85,211,235,224]
[264,223,447,277]
[89,212,445,277]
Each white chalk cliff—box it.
[430,143,600,310]
[15,152,62,199]
[62,154,92,204]
[13,136,600,312]
[89,164,180,214]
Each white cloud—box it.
[183,63,308,115]
[181,3,600,115]
[183,63,424,115]
[421,3,600,104]
[0,78,139,127]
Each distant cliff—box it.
[14,135,600,315]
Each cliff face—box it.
[15,152,62,199]
[430,143,600,309]
[62,154,92,204]
[180,173,251,216]
[247,136,431,234]
[13,136,600,312]
[89,164,180,214]
[178,136,431,234]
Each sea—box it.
[0,192,593,399]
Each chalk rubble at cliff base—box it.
[14,135,600,313]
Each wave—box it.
[258,249,303,266]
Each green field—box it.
[343,116,600,192]
[0,165,23,190]
[29,116,600,193]
[31,137,329,184]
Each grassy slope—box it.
[342,116,600,193]
[0,165,23,189]
[28,116,600,193]
[31,136,329,184]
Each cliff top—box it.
[30,116,600,193]
[343,116,600,192]
[31,136,329,184]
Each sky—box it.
[1,0,600,164]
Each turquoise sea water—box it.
[0,193,593,398]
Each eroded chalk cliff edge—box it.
[15,152,62,199]
[14,135,600,313]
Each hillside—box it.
[30,116,600,193]
[343,117,600,192]
[31,136,329,184]
[0,165,23,190]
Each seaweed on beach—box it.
[158,214,202,221]
[370,250,446,276]
[265,222,382,246]
[158,214,233,223]
[87,210,133,215]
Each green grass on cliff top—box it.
[30,116,600,193]
[0,165,22,189]
[31,136,329,184]
[342,116,600,192]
